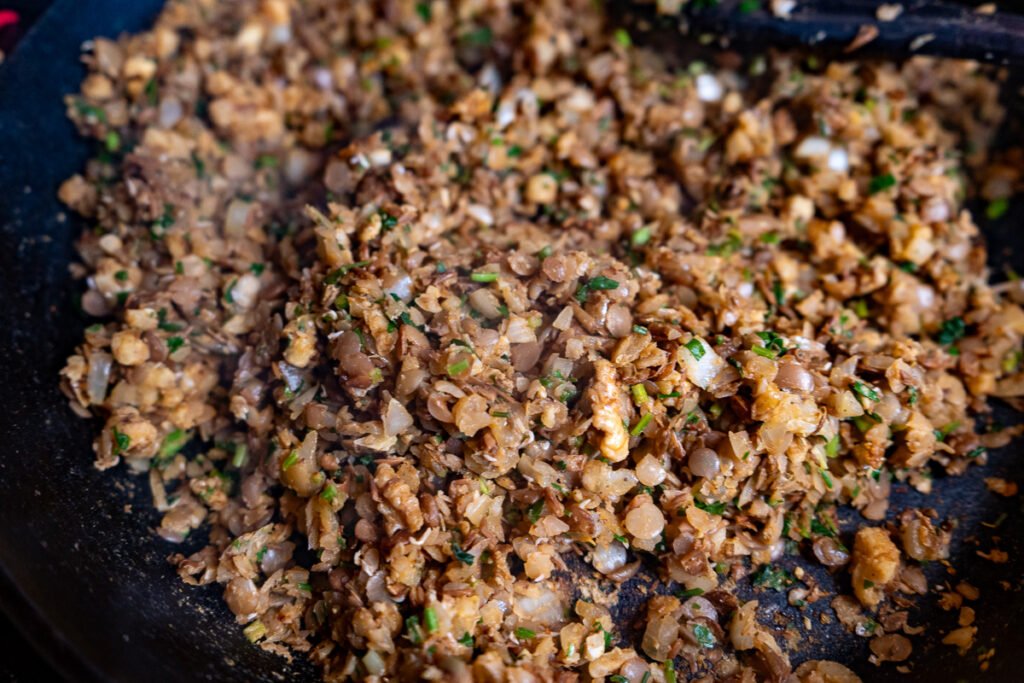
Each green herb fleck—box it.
[527,499,545,524]
[693,623,716,648]
[281,450,299,470]
[575,276,620,303]
[851,381,880,402]
[694,498,727,515]
[630,413,653,436]
[424,607,439,633]
[112,428,131,455]
[460,26,493,47]
[451,540,475,565]
[447,359,470,377]
[751,564,794,591]
[986,198,1009,220]
[631,225,652,247]
[868,173,896,194]
[935,316,966,346]
[684,338,706,360]
[158,429,189,461]
[406,615,423,644]
[320,483,337,502]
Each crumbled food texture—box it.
[851,528,900,608]
[983,477,1018,497]
[876,4,903,22]
[845,24,880,53]
[56,0,1024,679]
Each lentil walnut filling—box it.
[57,0,1023,681]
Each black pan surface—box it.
[0,1,1021,681]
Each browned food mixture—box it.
[58,0,1024,681]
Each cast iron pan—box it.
[0,1,1021,681]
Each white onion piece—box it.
[158,98,183,128]
[284,148,317,186]
[224,199,252,238]
[230,273,261,309]
[467,204,494,226]
[278,362,306,392]
[86,351,113,404]
[679,337,725,389]
[827,147,849,173]
[794,135,830,159]
[382,270,413,302]
[915,285,935,310]
[513,584,563,625]
[921,197,950,223]
[362,650,385,676]
[312,67,333,90]
[384,398,414,436]
[506,316,536,344]
[696,73,723,102]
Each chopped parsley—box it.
[612,28,631,48]
[694,498,727,515]
[751,563,794,591]
[406,616,423,644]
[527,499,545,523]
[868,173,896,194]
[575,275,620,303]
[378,210,398,230]
[684,338,706,360]
[935,316,966,346]
[112,428,131,455]
[693,623,716,648]
[451,540,475,565]
[986,198,1009,220]
[323,261,371,284]
[934,420,960,442]
[459,26,493,47]
[515,627,536,639]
